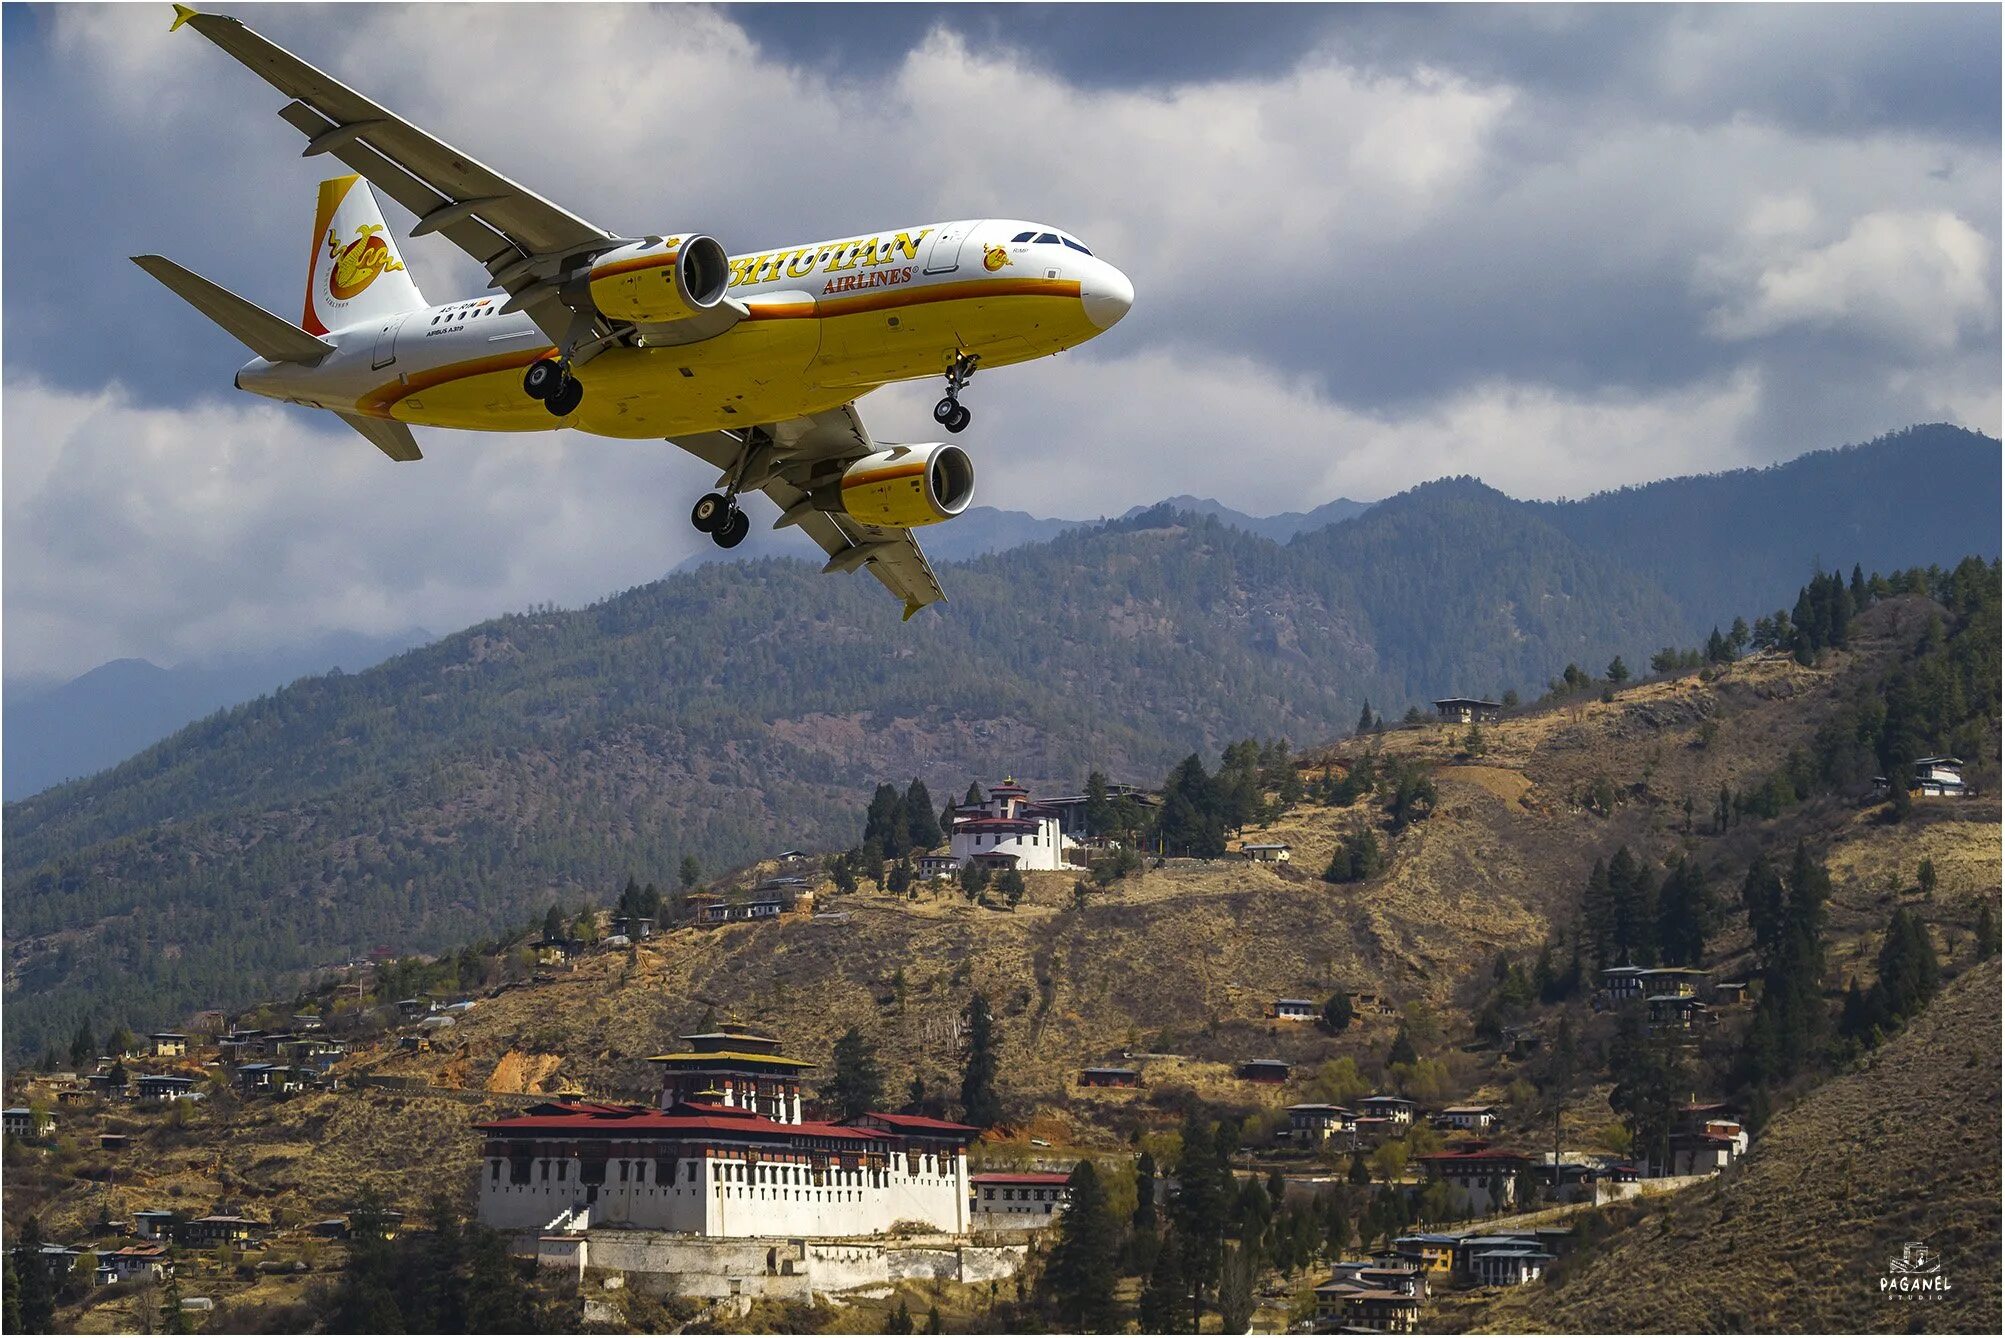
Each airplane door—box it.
[922,221,981,275]
[371,313,409,370]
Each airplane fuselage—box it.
[238,218,1132,440]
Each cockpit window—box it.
[1061,237,1092,255]
[1010,230,1034,243]
[1034,232,1060,244]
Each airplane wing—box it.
[334,411,423,463]
[671,406,949,619]
[170,5,618,345]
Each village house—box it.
[1391,1234,1459,1279]
[56,1090,94,1109]
[1237,1058,1292,1084]
[1877,756,1967,798]
[149,1033,189,1058]
[216,1030,266,1061]
[1287,1104,1357,1144]
[291,1014,325,1031]
[1639,967,1708,997]
[1273,998,1318,1022]
[915,853,960,879]
[173,1216,262,1248]
[1077,1066,1141,1089]
[693,894,788,926]
[1599,966,1646,1003]
[1712,980,1751,1005]
[100,1133,130,1153]
[2,1107,55,1139]
[1240,842,1291,863]
[610,914,655,941]
[1434,697,1502,724]
[1653,1103,1750,1177]
[1647,995,1709,1032]
[1312,1279,1422,1334]
[1035,781,1157,843]
[1460,1235,1555,1286]
[96,1243,173,1283]
[1436,1105,1499,1133]
[134,1211,179,1241]
[85,1070,125,1096]
[1357,1095,1416,1126]
[1416,1146,1531,1215]
[970,1172,1073,1229]
[1326,1259,1427,1298]
[944,779,1083,873]
[233,1064,303,1095]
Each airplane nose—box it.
[1082,262,1134,329]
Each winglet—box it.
[902,598,925,622]
[170,5,200,32]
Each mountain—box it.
[3,427,1997,1058]
[1123,494,1373,542]
[1,628,435,801]
[1540,422,2000,631]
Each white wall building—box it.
[477,1101,976,1240]
[945,780,1082,872]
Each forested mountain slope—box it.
[4,430,1998,1059]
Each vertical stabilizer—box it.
[304,175,426,334]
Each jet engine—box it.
[820,444,975,529]
[585,235,731,324]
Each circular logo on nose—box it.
[982,244,1010,272]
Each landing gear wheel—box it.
[545,376,584,417]
[523,358,564,400]
[933,396,958,425]
[943,404,972,433]
[712,508,751,549]
[691,492,729,533]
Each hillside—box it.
[1476,964,2001,1334]
[4,429,1998,1060]
[8,613,1997,1334]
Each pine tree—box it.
[1607,656,1630,684]
[886,1299,915,1334]
[1133,1150,1158,1232]
[1137,1233,1186,1333]
[904,779,942,851]
[541,904,566,942]
[958,993,1002,1127]
[1356,701,1375,736]
[824,1028,885,1120]
[1387,1026,1417,1069]
[1321,991,1354,1033]
[1042,1161,1119,1331]
[1976,902,1998,961]
[678,855,701,889]
[925,1304,943,1334]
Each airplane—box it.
[134,6,1133,619]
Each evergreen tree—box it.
[1157,754,1226,856]
[996,865,1027,908]
[1133,1150,1158,1232]
[958,992,1002,1127]
[886,1299,915,1334]
[1321,991,1354,1033]
[824,1027,885,1120]
[1917,858,1937,896]
[964,782,985,807]
[69,1020,95,1069]
[1083,771,1114,837]
[1217,1244,1257,1334]
[678,855,702,890]
[541,904,566,942]
[1728,617,1751,656]
[1356,701,1375,736]
[904,779,942,851]
[12,1216,55,1334]
[1654,857,1714,967]
[926,1304,943,1334]
[1137,1233,1186,1334]
[1976,901,1998,961]
[1608,1011,1687,1174]
[1607,656,1631,684]
[1873,908,1939,1028]
[864,782,911,860]
[1042,1161,1119,1331]
[1387,1026,1417,1069]
[1580,857,1615,968]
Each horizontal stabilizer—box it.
[131,254,333,365]
[334,411,422,462]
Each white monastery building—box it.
[477,1028,977,1239]
[944,779,1083,873]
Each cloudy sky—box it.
[4,2,1998,682]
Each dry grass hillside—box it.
[16,609,1995,1275]
[1477,963,2001,1334]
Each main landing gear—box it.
[691,491,750,548]
[522,358,583,417]
[932,352,979,434]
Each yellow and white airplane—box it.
[134,7,1133,618]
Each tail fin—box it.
[303,175,426,335]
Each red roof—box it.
[972,1172,1072,1186]
[859,1110,982,1134]
[1420,1147,1531,1165]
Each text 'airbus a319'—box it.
[136,6,1134,617]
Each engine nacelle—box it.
[821,444,975,529]
[585,235,731,324]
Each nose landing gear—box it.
[932,352,980,433]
